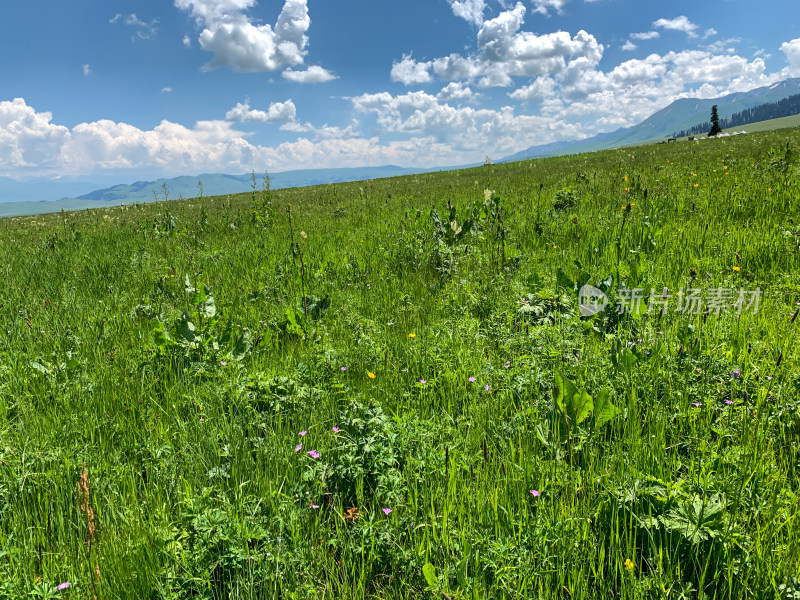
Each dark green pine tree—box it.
[708,104,723,137]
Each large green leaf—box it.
[554,370,580,415]
[422,563,437,587]
[199,286,216,317]
[594,389,616,428]
[285,307,304,336]
[556,268,576,293]
[153,319,171,348]
[568,388,594,426]
[232,330,252,361]
[177,312,197,343]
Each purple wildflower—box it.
[725,400,734,405]
[484,384,490,391]
[299,430,307,436]
[294,444,302,452]
[530,489,540,497]
[220,361,227,366]
[332,427,340,432]
[732,369,740,379]
[468,377,476,383]
[310,504,320,509]
[58,582,70,591]
[308,450,320,458]
[420,379,426,384]
[692,402,702,407]
[341,366,347,371]
[382,508,392,515]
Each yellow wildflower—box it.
[624,559,635,571]
[408,333,416,339]
[368,372,376,379]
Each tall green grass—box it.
[0,128,799,599]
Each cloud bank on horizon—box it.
[1,0,799,180]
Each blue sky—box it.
[1,0,799,181]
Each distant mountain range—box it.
[0,166,446,217]
[500,77,800,162]
[3,78,800,218]
[73,166,440,204]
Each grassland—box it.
[1,127,799,599]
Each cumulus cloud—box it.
[447,0,486,25]
[183,35,192,47]
[110,13,160,40]
[350,89,578,151]
[781,38,800,76]
[225,98,296,123]
[437,81,475,102]
[0,98,258,176]
[175,0,312,72]
[508,76,555,100]
[282,66,337,83]
[0,97,474,175]
[621,41,637,51]
[653,16,699,38]
[82,64,92,76]
[394,3,603,89]
[391,54,433,85]
[0,98,70,170]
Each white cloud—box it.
[781,38,800,76]
[161,87,173,93]
[653,16,699,38]
[0,97,473,174]
[62,118,254,173]
[391,54,433,85]
[437,81,475,102]
[225,99,297,123]
[175,0,312,72]
[703,38,741,55]
[667,50,764,84]
[183,35,192,47]
[621,41,637,51]
[350,89,580,153]
[395,4,603,89]
[508,75,555,100]
[110,13,159,40]
[630,31,659,41]
[530,0,570,16]
[282,66,337,83]
[703,28,718,39]
[83,64,92,76]
[281,119,361,140]
[432,53,484,81]
[447,0,486,25]
[0,98,70,170]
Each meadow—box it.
[1,128,799,599]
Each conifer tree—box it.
[708,104,722,137]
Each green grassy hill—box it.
[1,126,799,599]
